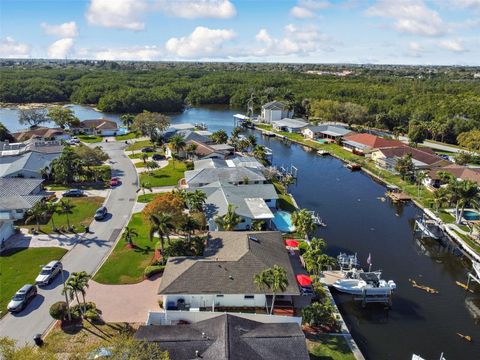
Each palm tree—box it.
[141,152,149,163]
[186,189,207,211]
[449,180,480,224]
[214,204,242,231]
[247,134,257,150]
[25,201,48,231]
[253,265,289,315]
[120,114,135,130]
[231,127,241,141]
[40,166,50,181]
[237,139,250,153]
[185,143,198,160]
[302,301,336,328]
[416,171,427,197]
[395,153,415,182]
[180,215,200,242]
[302,238,335,278]
[168,134,186,168]
[149,213,174,255]
[58,199,76,231]
[45,201,59,231]
[137,181,153,196]
[252,144,268,164]
[291,209,317,240]
[123,227,139,248]
[252,220,265,231]
[211,130,228,144]
[145,160,159,174]
[63,271,90,315]
[433,187,448,211]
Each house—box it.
[13,127,69,142]
[163,123,197,138]
[158,231,300,312]
[185,167,267,188]
[1,139,63,157]
[371,146,448,172]
[342,133,406,155]
[261,101,293,124]
[193,156,265,171]
[272,118,309,133]
[166,140,234,161]
[302,124,353,140]
[71,119,119,136]
[134,313,309,360]
[197,183,278,230]
[0,151,61,178]
[425,164,480,188]
[0,178,45,247]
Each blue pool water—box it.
[462,210,480,221]
[273,211,295,233]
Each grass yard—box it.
[46,183,108,191]
[93,213,154,284]
[115,131,140,141]
[307,334,356,360]
[137,193,162,203]
[128,152,154,159]
[0,247,67,318]
[126,140,153,152]
[278,194,298,212]
[139,160,186,187]
[78,135,103,143]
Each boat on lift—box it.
[194,122,208,130]
[332,270,396,296]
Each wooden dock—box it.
[386,191,411,202]
[321,270,345,286]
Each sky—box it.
[0,0,479,65]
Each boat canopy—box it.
[296,274,312,287]
[284,239,299,248]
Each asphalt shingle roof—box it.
[185,167,266,186]
[272,118,308,129]
[0,178,44,211]
[261,101,287,110]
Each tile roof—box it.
[343,133,405,149]
[158,231,300,296]
[13,127,66,142]
[428,164,480,184]
[0,178,44,211]
[75,119,118,130]
[375,146,446,166]
[0,152,60,177]
[135,314,309,360]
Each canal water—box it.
[2,105,480,359]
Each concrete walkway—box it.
[136,160,168,173]
[1,229,81,252]
[85,276,162,323]
[133,202,147,213]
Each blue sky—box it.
[1,0,479,65]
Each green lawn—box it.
[128,152,154,159]
[137,193,162,203]
[46,183,108,191]
[78,135,103,143]
[307,334,356,360]
[93,213,154,284]
[126,140,153,152]
[115,131,140,141]
[139,160,186,187]
[0,247,68,317]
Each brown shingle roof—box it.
[428,164,480,185]
[75,119,118,130]
[13,127,66,142]
[376,146,446,166]
[343,133,405,149]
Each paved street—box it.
[0,141,138,345]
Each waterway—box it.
[2,104,480,359]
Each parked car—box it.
[94,206,108,220]
[141,147,154,153]
[110,177,120,187]
[63,189,84,197]
[7,284,37,312]
[35,261,63,286]
[152,153,165,161]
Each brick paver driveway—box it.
[85,275,162,323]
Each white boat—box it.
[333,271,396,296]
[317,150,330,156]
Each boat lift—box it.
[466,261,480,291]
[279,164,298,179]
[308,210,326,227]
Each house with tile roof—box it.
[342,133,406,155]
[71,118,119,136]
[158,231,301,312]
[134,313,309,360]
[371,146,448,172]
[261,101,293,124]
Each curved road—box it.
[0,141,138,345]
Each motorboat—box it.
[332,271,396,296]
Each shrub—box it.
[49,301,69,320]
[185,162,194,170]
[144,265,165,278]
[298,241,309,255]
[71,302,100,320]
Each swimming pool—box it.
[273,211,295,233]
[462,210,480,221]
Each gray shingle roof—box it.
[0,152,60,177]
[185,167,266,186]
[0,178,44,211]
[134,314,309,360]
[194,158,228,170]
[305,124,352,137]
[262,101,287,110]
[272,118,308,129]
[158,231,300,296]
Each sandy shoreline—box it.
[0,102,100,111]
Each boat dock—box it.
[386,190,411,202]
[322,270,346,285]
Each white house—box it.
[158,231,300,312]
[184,167,267,188]
[272,118,308,133]
[71,119,119,137]
[0,220,15,248]
[261,101,293,124]
[302,124,353,140]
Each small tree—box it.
[214,205,242,231]
[25,201,48,231]
[18,108,48,128]
[49,301,69,320]
[123,227,139,248]
[57,199,75,231]
[146,160,159,174]
[168,134,186,168]
[254,265,289,315]
[291,209,317,240]
[48,106,79,129]
[395,153,415,183]
[302,301,337,329]
[211,129,228,144]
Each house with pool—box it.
[157,231,302,313]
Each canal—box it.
[2,105,480,359]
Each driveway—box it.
[0,141,138,345]
[85,276,162,323]
[1,229,81,252]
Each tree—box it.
[142,192,184,226]
[252,144,268,164]
[0,122,14,142]
[133,111,170,141]
[457,130,480,152]
[25,201,48,231]
[253,265,289,315]
[62,271,90,316]
[291,209,316,239]
[252,220,265,231]
[149,213,175,255]
[280,175,294,193]
[141,152,149,163]
[18,108,48,128]
[214,204,242,231]
[49,301,69,320]
[416,171,427,197]
[247,134,257,150]
[395,153,415,183]
[47,106,79,129]
[433,186,449,211]
[123,226,139,248]
[57,199,75,230]
[138,181,152,196]
[237,139,250,153]
[185,143,198,160]
[45,201,58,231]
[50,147,83,184]
[447,179,480,224]
[302,301,337,329]
[454,151,472,165]
[73,145,109,166]
[120,113,135,130]
[145,160,159,173]
[179,214,200,242]
[186,189,207,211]
[302,238,335,278]
[40,166,50,181]
[408,121,428,146]
[211,129,228,144]
[168,134,186,167]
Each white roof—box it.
[273,118,308,129]
[244,198,274,219]
[233,114,250,120]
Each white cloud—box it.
[48,38,75,58]
[77,45,162,61]
[291,6,316,19]
[406,41,425,57]
[86,0,148,30]
[290,0,330,19]
[41,21,78,38]
[438,39,465,52]
[254,24,331,56]
[156,0,236,19]
[366,0,447,36]
[299,0,331,10]
[0,37,30,58]
[450,0,480,10]
[166,26,236,58]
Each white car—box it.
[35,261,63,286]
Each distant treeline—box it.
[1,66,479,144]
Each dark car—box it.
[152,153,165,161]
[94,206,108,220]
[63,189,84,197]
[7,284,37,312]
[141,147,154,153]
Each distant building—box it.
[13,127,69,142]
[302,124,353,140]
[71,119,119,136]
[0,139,63,157]
[135,313,309,360]
[272,118,309,133]
[261,101,293,123]
[342,133,406,155]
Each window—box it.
[244,295,254,299]
[216,295,224,298]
